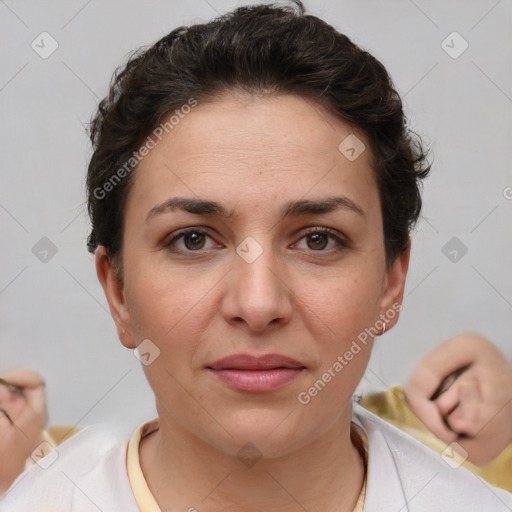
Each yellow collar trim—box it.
[127,418,161,512]
[127,419,366,512]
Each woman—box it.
[2,1,511,510]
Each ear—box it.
[95,246,136,349]
[379,245,410,332]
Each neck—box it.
[139,406,365,512]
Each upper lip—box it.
[207,353,306,370]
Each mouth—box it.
[206,353,306,392]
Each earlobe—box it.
[95,247,136,349]
[379,246,410,333]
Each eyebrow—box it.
[146,196,366,222]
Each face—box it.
[97,92,408,457]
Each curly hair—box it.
[86,0,430,278]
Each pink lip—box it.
[206,353,306,392]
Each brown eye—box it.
[183,232,206,250]
[164,228,217,253]
[296,227,347,253]
[306,233,329,250]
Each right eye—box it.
[163,227,220,254]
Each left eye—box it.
[295,229,346,252]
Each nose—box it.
[221,238,294,333]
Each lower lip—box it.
[208,368,304,392]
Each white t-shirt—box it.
[1,405,510,511]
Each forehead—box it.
[128,92,378,220]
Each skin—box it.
[0,369,47,494]
[96,91,409,512]
[405,332,512,466]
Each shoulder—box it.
[354,405,512,511]
[0,423,140,511]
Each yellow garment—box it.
[360,386,512,492]
[44,425,81,445]
[24,425,81,470]
[127,419,367,512]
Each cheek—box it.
[294,278,379,418]
[301,271,383,341]
[124,259,214,341]
[296,271,382,389]
[123,265,224,400]
[124,270,207,397]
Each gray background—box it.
[1,0,511,435]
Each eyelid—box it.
[162,227,218,251]
[294,226,351,250]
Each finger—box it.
[430,365,470,401]
[446,407,479,438]
[12,383,48,432]
[0,407,14,425]
[0,378,26,399]
[444,377,484,435]
[405,367,459,441]
[405,335,480,395]
[0,369,45,390]
[405,365,446,402]
[405,391,457,443]
[23,384,48,420]
[434,382,462,417]
[0,372,48,431]
[447,388,485,437]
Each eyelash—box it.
[163,226,349,255]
